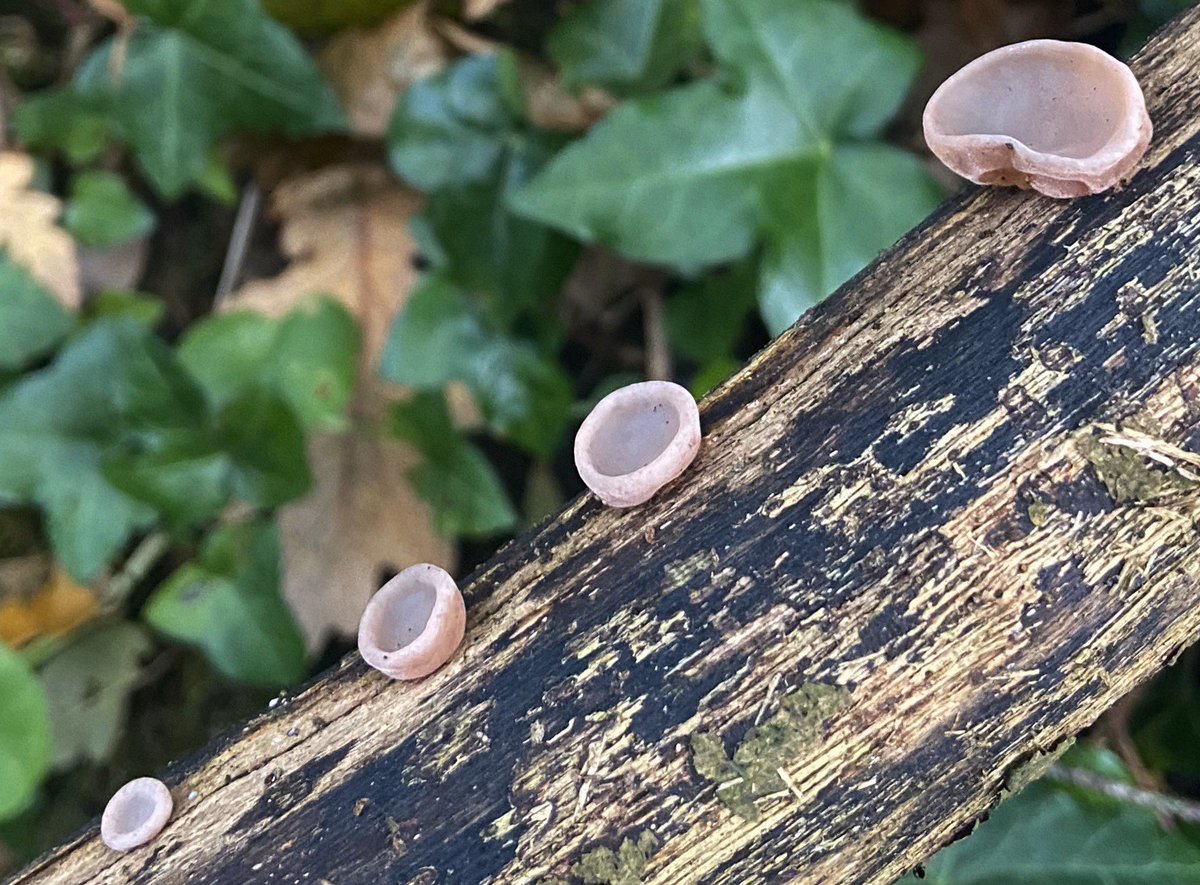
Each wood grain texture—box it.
[13,10,1200,885]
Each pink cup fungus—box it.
[923,39,1152,198]
[101,777,173,852]
[574,380,702,508]
[357,563,466,680]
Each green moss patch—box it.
[691,682,849,820]
[571,831,659,884]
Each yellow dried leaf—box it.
[319,1,447,138]
[279,430,454,650]
[0,152,81,309]
[0,566,100,649]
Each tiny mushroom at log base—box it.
[100,778,173,853]
[357,563,466,680]
[574,380,703,508]
[923,39,1152,197]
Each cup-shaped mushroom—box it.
[358,564,466,680]
[574,380,702,508]
[923,40,1152,198]
[101,777,173,852]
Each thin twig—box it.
[102,531,171,609]
[1047,764,1200,825]
[640,286,672,381]
[214,183,262,308]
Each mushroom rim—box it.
[101,777,173,852]
[922,39,1151,178]
[574,380,702,507]
[357,564,463,672]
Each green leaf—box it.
[758,146,940,334]
[11,90,114,165]
[0,319,202,578]
[65,0,344,196]
[388,54,522,192]
[392,394,517,537]
[85,290,167,328]
[102,388,312,523]
[548,0,702,95]
[0,643,50,820]
[665,261,757,364]
[380,275,572,456]
[37,622,151,770]
[0,253,75,372]
[418,144,580,321]
[178,297,360,431]
[144,520,305,685]
[63,171,156,249]
[913,779,1200,884]
[513,0,940,332]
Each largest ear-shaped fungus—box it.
[358,564,466,680]
[575,380,702,508]
[923,40,1151,198]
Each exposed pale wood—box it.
[13,10,1200,885]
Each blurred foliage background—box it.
[0,0,1196,878]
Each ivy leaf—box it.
[61,0,344,196]
[387,53,523,192]
[144,520,306,686]
[0,253,75,372]
[389,53,578,318]
[913,778,1200,883]
[178,297,360,432]
[0,319,202,579]
[63,171,156,249]
[513,0,940,332]
[665,260,757,364]
[38,622,151,770]
[380,275,572,457]
[392,393,517,537]
[11,90,114,166]
[0,643,50,821]
[547,0,702,95]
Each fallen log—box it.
[12,8,1200,884]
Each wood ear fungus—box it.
[357,564,466,680]
[101,777,173,852]
[923,39,1152,198]
[574,380,702,508]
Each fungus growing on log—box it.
[574,380,702,508]
[100,777,173,852]
[923,39,1152,198]
[357,563,466,680]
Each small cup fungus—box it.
[923,39,1152,198]
[574,380,702,508]
[358,564,466,680]
[101,777,173,852]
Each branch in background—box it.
[1047,764,1200,825]
[640,285,671,381]
[101,531,170,610]
[214,183,261,308]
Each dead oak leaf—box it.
[227,163,455,650]
[279,428,454,650]
[319,1,447,138]
[225,163,422,375]
[0,152,82,310]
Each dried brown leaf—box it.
[0,565,100,649]
[462,0,511,21]
[279,429,454,649]
[227,163,456,649]
[0,152,81,309]
[225,163,422,375]
[319,1,447,138]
